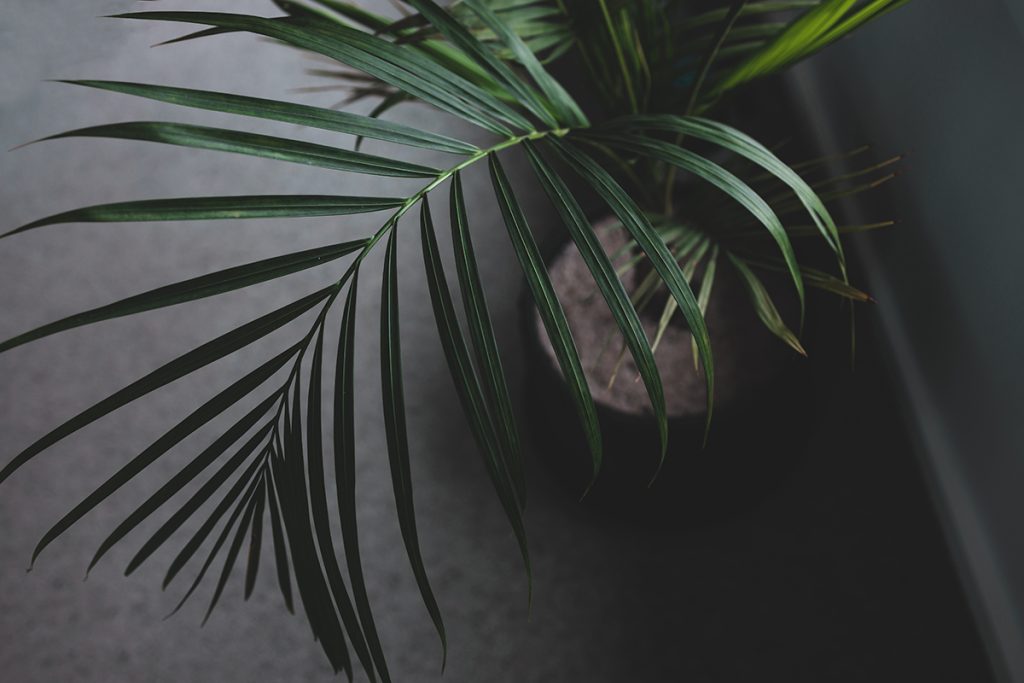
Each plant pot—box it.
[522,218,846,527]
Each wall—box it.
[791,1,1024,680]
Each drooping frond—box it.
[1,1,906,679]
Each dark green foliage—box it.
[1,0,909,678]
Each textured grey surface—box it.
[0,3,994,683]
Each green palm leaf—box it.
[550,139,716,434]
[607,114,845,266]
[401,0,559,128]
[448,174,526,504]
[265,472,295,613]
[244,476,266,601]
[460,0,588,126]
[0,241,367,354]
[305,327,378,681]
[691,245,720,368]
[380,229,447,667]
[165,455,268,610]
[122,416,277,576]
[61,80,478,155]
[680,2,822,32]
[113,11,531,135]
[709,0,910,97]
[32,121,438,177]
[0,287,333,487]
[333,272,392,682]
[32,344,296,568]
[727,252,806,355]
[420,196,530,585]
[275,388,357,676]
[299,0,547,108]
[524,142,668,476]
[584,132,806,317]
[489,153,603,488]
[6,195,403,237]
[203,482,262,624]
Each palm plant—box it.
[2,1,909,679]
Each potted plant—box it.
[0,1,910,679]
[513,2,905,518]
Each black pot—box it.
[520,231,848,528]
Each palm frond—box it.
[61,79,479,154]
[549,138,716,433]
[706,0,912,100]
[420,195,529,578]
[446,178,527,504]
[525,142,668,476]
[0,2,908,678]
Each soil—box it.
[535,218,799,418]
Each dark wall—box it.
[790,2,1024,680]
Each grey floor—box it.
[0,2,994,682]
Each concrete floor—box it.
[0,2,995,682]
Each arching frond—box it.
[1,1,907,678]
